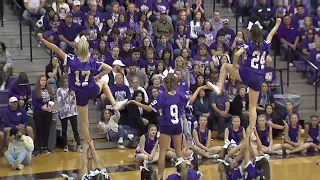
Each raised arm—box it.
[232,47,246,65]
[38,33,66,60]
[266,18,282,42]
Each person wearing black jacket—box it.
[229,85,249,128]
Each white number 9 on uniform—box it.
[170,105,179,124]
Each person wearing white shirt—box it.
[23,0,46,20]
[4,128,34,170]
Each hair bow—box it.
[163,68,176,78]
[247,21,263,31]
[140,160,149,172]
[61,174,75,180]
[217,159,230,166]
[89,169,109,179]
[74,35,88,43]
[223,139,237,149]
[255,154,270,162]
[175,158,191,167]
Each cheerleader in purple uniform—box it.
[207,18,282,130]
[135,124,159,164]
[304,115,320,151]
[38,34,127,143]
[224,116,246,145]
[256,115,284,155]
[192,115,223,158]
[283,114,312,154]
[127,73,188,180]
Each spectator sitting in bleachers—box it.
[128,77,149,102]
[229,85,249,128]
[301,28,315,57]
[105,2,120,31]
[257,82,275,115]
[58,12,83,53]
[126,62,148,89]
[169,0,190,23]
[70,0,86,26]
[281,101,299,124]
[105,47,124,66]
[87,2,103,30]
[4,128,34,170]
[8,72,30,108]
[215,19,235,47]
[98,109,134,149]
[265,56,282,94]
[264,104,286,138]
[124,48,145,73]
[210,91,232,138]
[0,42,13,90]
[126,3,138,29]
[22,0,46,21]
[45,56,62,94]
[52,0,70,20]
[156,35,173,59]
[153,8,174,43]
[188,86,213,122]
[251,0,275,36]
[110,73,130,102]
[190,11,205,41]
[146,74,165,100]
[67,0,84,7]
[209,11,223,39]
[277,15,300,66]
[308,37,320,83]
[291,4,307,30]
[3,97,34,143]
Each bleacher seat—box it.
[293,61,308,72]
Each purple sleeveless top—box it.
[257,125,270,147]
[308,124,320,145]
[196,127,209,146]
[289,124,299,143]
[228,126,243,145]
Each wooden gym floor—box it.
[0,140,320,180]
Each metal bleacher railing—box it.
[0,0,4,27]
[12,0,52,61]
[287,47,319,111]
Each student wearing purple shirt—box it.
[155,35,173,58]
[277,15,300,63]
[200,21,215,47]
[151,0,171,22]
[145,49,158,79]
[58,13,83,53]
[308,38,320,82]
[110,73,130,101]
[106,28,122,50]
[8,73,30,107]
[301,28,316,56]
[265,56,281,94]
[135,13,154,39]
[70,0,86,26]
[84,14,99,50]
[87,2,103,30]
[105,2,120,31]
[124,48,146,73]
[175,69,189,93]
[95,39,111,63]
[215,19,236,47]
[105,47,124,66]
[313,7,320,28]
[170,0,190,23]
[194,45,214,70]
[210,31,230,56]
[113,13,130,39]
[174,21,190,56]
[178,11,191,34]
[191,0,205,15]
[128,73,188,179]
[291,4,307,29]
[191,34,209,58]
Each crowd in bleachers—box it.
[0,0,319,175]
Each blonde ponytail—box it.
[180,161,188,180]
[76,37,90,62]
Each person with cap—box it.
[4,127,34,170]
[215,19,236,46]
[3,97,34,144]
[67,0,85,6]
[70,0,86,26]
[58,12,84,53]
[251,0,275,30]
[100,60,129,106]
[22,0,47,21]
[153,7,174,42]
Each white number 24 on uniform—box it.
[251,51,266,70]
[170,105,179,124]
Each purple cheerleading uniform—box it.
[239,40,271,91]
[135,133,158,155]
[288,124,299,143]
[150,92,188,136]
[166,169,202,180]
[257,126,270,147]
[227,126,243,145]
[64,54,101,106]
[307,125,320,145]
[229,162,264,180]
[196,127,208,146]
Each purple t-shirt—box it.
[124,57,146,69]
[153,0,169,13]
[170,0,187,15]
[174,31,190,47]
[71,10,86,26]
[309,48,320,67]
[313,15,320,28]
[110,84,130,101]
[58,22,83,42]
[145,60,157,77]
[113,23,130,39]
[215,28,236,46]
[277,24,299,44]
[301,39,315,52]
[150,91,188,126]
[135,0,153,12]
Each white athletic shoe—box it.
[118,137,124,144]
[127,134,134,141]
[118,144,125,149]
[113,99,128,111]
[206,81,221,95]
